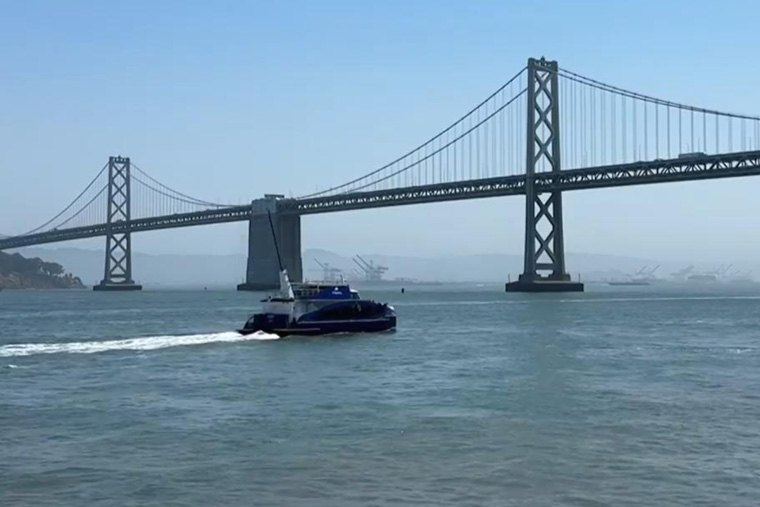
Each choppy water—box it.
[2,284,759,506]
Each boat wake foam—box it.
[0,330,279,358]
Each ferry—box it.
[238,210,396,337]
[237,270,396,337]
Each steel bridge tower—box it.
[506,58,583,292]
[93,156,142,291]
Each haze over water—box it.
[2,285,759,506]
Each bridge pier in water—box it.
[237,196,302,291]
[506,57,583,293]
[94,156,142,291]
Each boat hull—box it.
[238,316,396,337]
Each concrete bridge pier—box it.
[237,197,302,291]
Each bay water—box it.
[1,284,759,506]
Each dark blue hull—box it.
[238,315,396,337]
[239,298,396,337]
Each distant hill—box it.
[0,251,84,289]
[17,247,246,288]
[13,246,749,287]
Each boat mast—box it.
[266,210,284,272]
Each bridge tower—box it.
[506,58,583,292]
[93,156,142,291]
[237,195,302,291]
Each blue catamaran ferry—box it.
[237,270,397,337]
[237,210,396,337]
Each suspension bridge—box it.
[2,57,760,291]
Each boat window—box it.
[358,301,381,318]
[310,301,384,320]
[313,303,351,320]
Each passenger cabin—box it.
[303,300,389,322]
[292,283,361,315]
[292,283,360,301]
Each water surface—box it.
[2,284,759,506]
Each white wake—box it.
[0,331,279,358]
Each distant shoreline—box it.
[0,251,84,290]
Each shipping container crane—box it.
[353,254,389,281]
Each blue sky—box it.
[2,0,760,264]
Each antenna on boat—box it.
[266,210,284,272]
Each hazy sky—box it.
[2,0,760,265]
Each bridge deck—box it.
[291,150,760,214]
[2,150,759,250]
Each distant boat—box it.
[609,265,660,286]
[687,273,718,282]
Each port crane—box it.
[313,259,344,282]
[352,255,389,282]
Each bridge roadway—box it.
[2,149,759,251]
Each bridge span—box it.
[2,57,760,291]
[3,149,760,250]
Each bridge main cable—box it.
[298,66,528,198]
[15,162,109,237]
[558,67,760,120]
[338,88,528,194]
[130,163,233,208]
[558,65,760,169]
